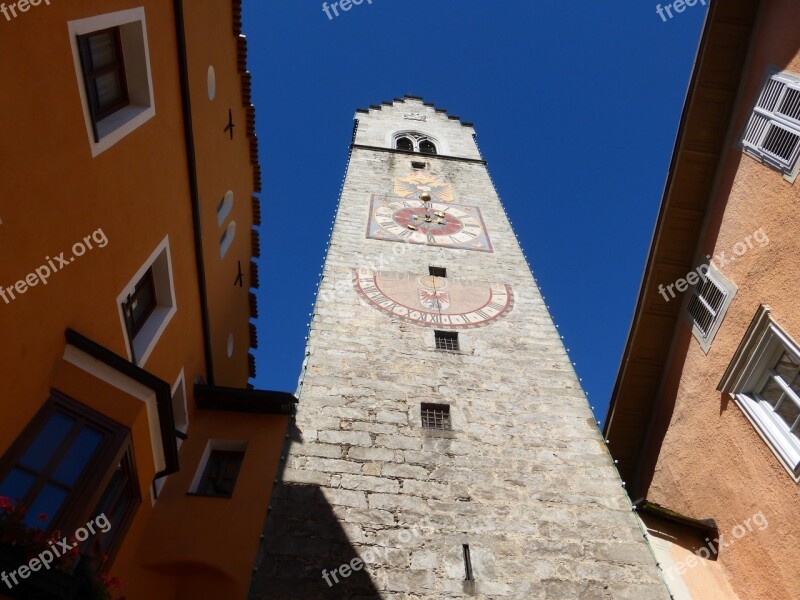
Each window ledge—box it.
[96,104,154,144]
[420,428,457,439]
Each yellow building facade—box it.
[0,1,290,598]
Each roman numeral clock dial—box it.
[354,269,514,329]
[367,194,493,252]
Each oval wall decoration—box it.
[354,268,513,329]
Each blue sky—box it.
[244,1,707,424]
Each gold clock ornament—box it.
[393,171,456,203]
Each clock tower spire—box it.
[249,96,669,599]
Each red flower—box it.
[68,546,80,558]
[99,575,123,590]
[0,497,12,511]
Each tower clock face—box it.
[367,195,493,252]
[354,268,513,329]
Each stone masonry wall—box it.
[250,99,670,600]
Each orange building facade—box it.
[0,1,291,599]
[606,1,800,598]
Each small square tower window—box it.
[411,161,427,169]
[429,266,447,278]
[421,404,451,430]
[434,330,459,352]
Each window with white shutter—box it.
[742,72,800,175]
[686,265,736,352]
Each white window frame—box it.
[741,70,800,182]
[719,305,800,482]
[68,7,156,157]
[116,235,177,367]
[686,263,736,353]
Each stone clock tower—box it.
[249,97,669,600]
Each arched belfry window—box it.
[394,133,440,154]
[396,137,414,152]
[419,140,437,155]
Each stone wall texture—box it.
[249,98,670,600]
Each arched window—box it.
[396,137,414,151]
[217,190,233,226]
[419,140,437,155]
[219,221,236,259]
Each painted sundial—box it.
[393,171,455,203]
[354,268,513,329]
[367,194,492,252]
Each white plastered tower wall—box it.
[250,97,671,600]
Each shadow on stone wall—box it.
[249,423,381,600]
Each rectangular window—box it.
[411,161,427,169]
[463,544,474,581]
[686,265,736,352]
[421,403,451,431]
[68,8,155,156]
[0,392,134,534]
[77,27,129,126]
[434,330,459,352]
[428,266,447,278]
[742,71,800,175]
[719,306,800,481]
[687,275,726,337]
[117,237,177,366]
[122,268,156,337]
[196,450,244,498]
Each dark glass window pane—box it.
[776,397,800,430]
[420,140,437,155]
[396,137,413,151]
[199,451,244,497]
[0,468,36,502]
[52,427,103,486]
[774,352,799,381]
[124,270,157,335]
[761,378,784,406]
[19,413,75,471]
[24,484,68,530]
